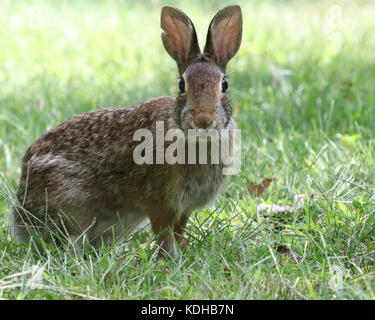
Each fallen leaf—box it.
[141,240,156,249]
[257,203,294,214]
[257,194,318,214]
[276,245,302,261]
[293,194,319,210]
[248,178,275,197]
[276,245,291,254]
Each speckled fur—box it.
[8,5,242,257]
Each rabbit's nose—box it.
[193,112,214,129]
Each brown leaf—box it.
[276,245,291,254]
[276,245,302,261]
[248,178,275,197]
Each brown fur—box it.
[8,5,243,258]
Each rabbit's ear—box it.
[161,6,201,74]
[203,5,242,72]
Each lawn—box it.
[1,0,375,299]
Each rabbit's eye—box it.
[222,77,228,92]
[179,78,185,93]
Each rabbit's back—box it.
[24,97,174,165]
[19,97,176,207]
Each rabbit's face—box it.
[161,5,242,133]
[174,59,232,132]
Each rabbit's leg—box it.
[88,210,149,248]
[9,197,68,244]
[8,206,32,243]
[9,179,60,243]
[13,155,99,243]
[146,205,178,258]
[174,214,190,249]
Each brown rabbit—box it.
[8,5,242,258]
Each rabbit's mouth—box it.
[190,119,217,130]
[177,104,221,131]
[174,96,230,133]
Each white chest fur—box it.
[171,164,225,219]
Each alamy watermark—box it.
[133,121,241,175]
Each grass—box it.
[1,0,375,299]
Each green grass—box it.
[1,0,375,299]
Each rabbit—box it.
[8,5,243,258]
